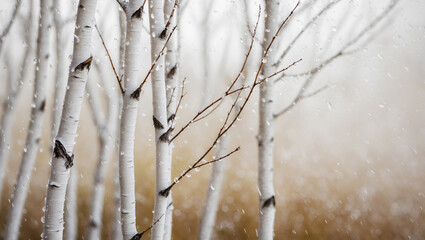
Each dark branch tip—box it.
[39,99,46,112]
[159,28,167,39]
[262,195,276,208]
[74,56,93,71]
[131,7,143,19]
[130,87,141,100]
[159,186,171,197]
[152,116,164,130]
[130,233,143,240]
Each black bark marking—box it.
[39,99,46,112]
[167,114,175,123]
[78,4,84,9]
[53,140,74,169]
[35,138,41,144]
[44,53,49,59]
[48,181,60,188]
[262,195,275,208]
[131,7,142,19]
[159,186,171,197]
[84,25,91,28]
[130,88,141,100]
[130,233,143,240]
[271,137,274,142]
[159,28,167,39]
[152,116,164,130]
[74,56,93,72]
[89,219,98,227]
[159,127,173,143]
[166,65,177,79]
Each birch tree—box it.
[4,1,52,239]
[163,0,179,238]
[85,61,119,240]
[43,0,98,238]
[0,1,34,209]
[0,0,22,54]
[148,0,174,238]
[257,1,288,239]
[114,0,145,239]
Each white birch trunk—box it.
[163,1,179,239]
[43,0,97,238]
[64,167,78,240]
[197,133,229,240]
[0,0,35,209]
[148,0,171,239]
[118,1,144,239]
[86,63,119,240]
[52,0,72,139]
[257,1,279,239]
[112,9,126,240]
[3,1,52,239]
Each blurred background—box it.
[1,0,425,239]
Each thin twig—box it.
[190,147,240,169]
[226,5,261,93]
[265,58,302,80]
[278,0,400,80]
[132,25,178,97]
[95,24,124,94]
[161,0,179,38]
[275,0,342,67]
[130,203,172,240]
[172,77,187,125]
[169,7,261,142]
[160,1,301,197]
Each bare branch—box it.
[95,24,124,94]
[196,146,240,169]
[162,1,301,196]
[279,0,401,80]
[130,203,172,240]
[132,25,178,97]
[275,0,342,66]
[226,5,261,93]
[160,0,179,39]
[274,75,328,118]
[0,0,22,53]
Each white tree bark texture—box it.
[43,0,97,238]
[112,9,126,240]
[64,167,78,240]
[0,0,35,211]
[258,1,280,239]
[163,0,179,239]
[4,1,52,239]
[118,1,144,239]
[148,0,172,239]
[197,133,230,240]
[86,63,119,240]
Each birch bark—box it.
[112,9,126,240]
[197,133,229,240]
[43,0,98,238]
[64,167,78,240]
[148,0,172,239]
[163,1,179,239]
[117,1,144,239]
[86,63,119,240]
[258,1,280,239]
[4,1,52,239]
[0,1,35,209]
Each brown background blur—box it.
[1,0,425,239]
